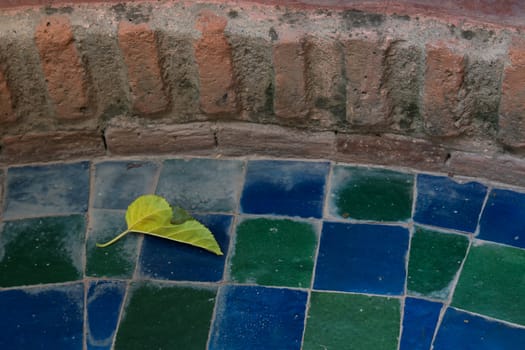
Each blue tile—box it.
[139,214,232,282]
[87,280,126,350]
[314,222,409,295]
[434,307,525,350]
[400,297,442,350]
[478,189,525,249]
[156,159,244,212]
[241,160,329,218]
[93,161,159,209]
[3,162,90,219]
[209,285,307,350]
[0,283,84,349]
[414,175,487,233]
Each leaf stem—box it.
[96,229,130,248]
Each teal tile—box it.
[114,282,216,350]
[407,227,469,299]
[230,218,317,288]
[330,166,413,221]
[0,215,85,287]
[86,210,139,279]
[156,158,244,212]
[452,242,525,325]
[303,292,401,350]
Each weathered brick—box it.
[105,119,215,155]
[1,131,105,163]
[447,151,525,187]
[423,42,466,136]
[216,122,335,158]
[335,133,449,171]
[273,36,308,119]
[304,36,346,127]
[498,38,525,148]
[194,11,236,115]
[118,21,169,115]
[34,16,90,120]
[343,36,388,128]
[0,67,15,123]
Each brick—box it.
[118,21,168,115]
[105,118,215,155]
[216,122,335,158]
[343,37,387,128]
[194,11,236,115]
[447,151,525,187]
[273,37,308,119]
[304,37,346,127]
[1,131,105,164]
[423,43,465,136]
[498,38,525,148]
[0,67,14,123]
[335,133,449,171]
[34,16,90,120]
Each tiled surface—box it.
[0,157,524,349]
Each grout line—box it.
[83,161,97,280]
[449,306,525,330]
[397,223,415,350]
[474,185,492,237]
[412,222,473,237]
[1,211,89,222]
[110,280,131,350]
[82,279,89,350]
[206,284,224,350]
[0,279,83,292]
[322,161,335,219]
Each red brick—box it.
[423,42,465,136]
[0,67,15,123]
[1,131,105,163]
[216,122,335,158]
[498,38,525,148]
[273,37,308,119]
[335,133,449,171]
[343,36,387,128]
[194,11,236,115]
[105,118,215,155]
[34,16,89,120]
[118,21,169,115]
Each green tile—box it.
[452,242,525,325]
[86,210,139,278]
[303,292,401,350]
[0,215,85,287]
[330,166,414,221]
[407,227,469,299]
[230,218,317,288]
[114,282,216,350]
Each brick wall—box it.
[1,1,525,186]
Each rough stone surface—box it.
[0,67,14,124]
[1,131,105,163]
[34,16,90,120]
[118,21,169,115]
[216,122,335,158]
[335,133,450,171]
[105,118,216,155]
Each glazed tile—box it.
[230,217,317,288]
[139,214,232,282]
[303,292,401,350]
[478,189,525,249]
[329,166,413,221]
[399,297,442,350]
[314,222,409,295]
[414,174,487,233]
[241,160,329,218]
[87,280,126,350]
[0,169,4,218]
[93,161,159,209]
[407,227,469,299]
[209,285,307,350]
[3,162,90,219]
[114,282,217,350]
[156,158,244,212]
[0,283,84,350]
[452,242,525,325]
[0,215,85,287]
[85,210,140,279]
[433,307,525,349]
